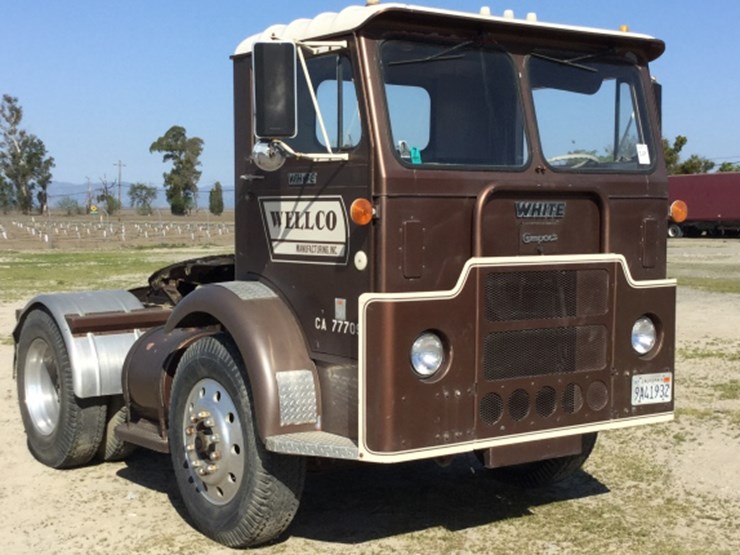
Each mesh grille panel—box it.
[479,393,504,426]
[484,325,607,381]
[562,383,584,414]
[587,381,609,411]
[508,389,530,421]
[536,386,557,417]
[485,269,608,322]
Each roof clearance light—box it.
[620,24,630,32]
[350,198,374,226]
[526,12,537,22]
[503,9,515,19]
[670,200,688,223]
[480,6,491,16]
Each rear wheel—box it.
[16,309,106,468]
[667,224,683,238]
[485,433,597,488]
[169,334,305,547]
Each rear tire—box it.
[97,397,137,462]
[16,309,106,468]
[169,334,305,547]
[486,433,597,488]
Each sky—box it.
[2,0,739,202]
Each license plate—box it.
[631,372,672,405]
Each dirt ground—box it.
[1,239,739,554]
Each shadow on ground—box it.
[116,450,609,545]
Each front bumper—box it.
[358,254,675,463]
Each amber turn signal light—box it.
[669,199,688,223]
[350,198,374,225]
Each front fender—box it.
[165,281,319,440]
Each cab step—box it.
[265,431,358,460]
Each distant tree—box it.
[676,154,715,175]
[128,182,157,215]
[662,135,687,175]
[149,125,203,216]
[96,175,120,215]
[56,196,84,216]
[0,172,13,213]
[717,161,740,173]
[662,135,714,175]
[0,94,55,214]
[209,181,224,216]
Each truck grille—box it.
[478,266,612,434]
[485,269,608,321]
[483,325,607,380]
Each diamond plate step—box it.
[265,431,359,460]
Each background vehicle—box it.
[13,3,675,548]
[668,172,740,237]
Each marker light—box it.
[350,198,374,226]
[410,332,445,378]
[631,316,657,355]
[669,200,688,223]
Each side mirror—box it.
[253,41,297,139]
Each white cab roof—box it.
[234,2,658,56]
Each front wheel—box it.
[483,433,597,488]
[169,334,305,548]
[16,309,106,468]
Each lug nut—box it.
[185,426,195,436]
[209,451,221,461]
[204,418,215,428]
[197,410,211,419]
[186,444,195,452]
[210,434,221,444]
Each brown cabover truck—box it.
[12,2,675,548]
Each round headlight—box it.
[410,332,445,378]
[631,316,657,355]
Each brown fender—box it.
[164,281,320,440]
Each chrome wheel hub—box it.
[182,378,244,505]
[24,338,61,436]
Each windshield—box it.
[379,39,528,168]
[529,51,655,172]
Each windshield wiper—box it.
[389,41,473,66]
[531,49,615,73]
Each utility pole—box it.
[85,177,92,212]
[114,160,126,208]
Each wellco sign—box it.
[259,196,349,265]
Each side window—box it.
[286,54,362,153]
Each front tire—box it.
[16,309,106,468]
[169,334,305,548]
